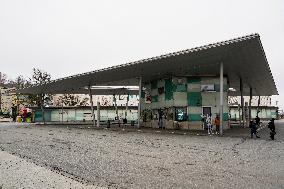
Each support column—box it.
[240,78,245,127]
[74,108,77,122]
[88,86,95,126]
[219,62,224,136]
[249,87,252,122]
[257,95,260,117]
[238,104,241,126]
[97,100,100,127]
[138,77,142,128]
[113,94,118,120]
[41,94,45,124]
[61,102,64,123]
[125,94,129,119]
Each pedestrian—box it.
[255,116,260,127]
[214,114,220,135]
[158,108,163,129]
[249,120,260,138]
[268,118,276,140]
[206,114,213,135]
[23,108,27,122]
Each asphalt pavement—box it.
[0,120,283,189]
[257,119,284,141]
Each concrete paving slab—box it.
[0,150,105,189]
[0,121,283,188]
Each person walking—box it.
[214,114,220,135]
[206,113,213,135]
[249,120,260,138]
[255,116,260,127]
[268,118,276,140]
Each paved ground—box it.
[0,150,104,189]
[257,120,284,141]
[0,120,283,189]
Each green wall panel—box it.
[173,84,187,92]
[165,79,173,101]
[151,80,158,89]
[35,111,42,122]
[35,110,51,122]
[271,111,276,118]
[223,113,229,121]
[152,95,158,102]
[189,114,202,121]
[75,112,84,121]
[188,92,202,106]
[187,77,201,84]
[141,91,145,98]
[214,84,229,92]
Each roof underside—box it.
[16,34,278,96]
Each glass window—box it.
[175,107,187,122]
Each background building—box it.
[229,96,278,120]
[0,87,14,115]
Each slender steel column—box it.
[41,94,45,124]
[238,104,241,126]
[113,94,118,120]
[61,102,64,123]
[138,77,142,128]
[257,96,260,117]
[97,100,100,127]
[219,62,224,135]
[240,78,245,127]
[249,87,252,122]
[125,94,129,119]
[88,86,95,126]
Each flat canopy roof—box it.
[16,33,278,96]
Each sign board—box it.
[201,84,215,92]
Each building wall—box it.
[141,76,229,130]
[0,88,14,114]
[53,94,139,107]
[229,96,273,106]
[35,108,138,122]
[230,107,277,120]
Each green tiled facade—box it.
[141,76,229,130]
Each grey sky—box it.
[1,0,283,109]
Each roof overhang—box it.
[15,33,278,96]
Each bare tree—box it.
[27,68,52,107]
[55,94,89,107]
[30,68,51,85]
[0,72,8,86]
[10,68,52,107]
[13,75,29,89]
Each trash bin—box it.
[26,117,31,123]
[17,116,22,123]
[131,120,135,126]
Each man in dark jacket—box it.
[268,118,276,140]
[255,116,260,127]
[249,120,260,138]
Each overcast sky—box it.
[1,0,283,109]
